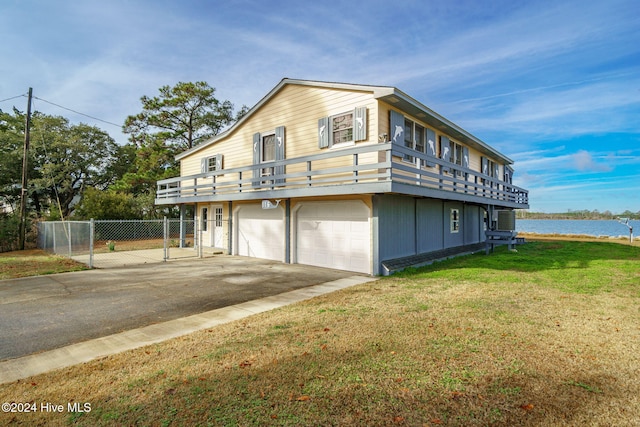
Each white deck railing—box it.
[156,142,529,206]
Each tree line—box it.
[0,82,247,251]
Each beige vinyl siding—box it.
[180,85,378,183]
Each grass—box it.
[0,239,639,426]
[0,249,88,280]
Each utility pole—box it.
[19,87,33,250]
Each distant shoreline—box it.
[517,232,637,246]
[517,215,639,220]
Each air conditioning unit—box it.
[495,210,516,231]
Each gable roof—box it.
[176,78,513,164]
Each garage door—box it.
[296,201,371,274]
[236,204,285,261]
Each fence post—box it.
[68,222,72,258]
[179,205,186,248]
[197,216,203,258]
[163,216,168,262]
[89,219,94,268]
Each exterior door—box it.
[213,206,224,248]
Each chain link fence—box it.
[38,218,229,268]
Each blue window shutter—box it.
[390,110,404,148]
[353,107,367,141]
[426,128,436,167]
[318,117,329,148]
[275,126,285,185]
[505,165,514,184]
[252,132,261,186]
[440,136,452,173]
[426,128,436,166]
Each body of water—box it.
[516,219,637,238]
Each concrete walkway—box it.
[0,273,376,384]
[71,247,208,269]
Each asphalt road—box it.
[0,256,355,361]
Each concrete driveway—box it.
[0,255,364,363]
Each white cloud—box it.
[572,150,612,172]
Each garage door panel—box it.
[237,205,284,262]
[296,201,371,274]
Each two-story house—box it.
[156,79,529,275]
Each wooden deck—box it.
[156,143,529,209]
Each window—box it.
[261,133,276,179]
[252,127,285,187]
[403,119,414,161]
[453,142,465,176]
[450,208,460,233]
[215,207,223,228]
[262,134,276,162]
[201,154,223,173]
[332,112,353,144]
[454,143,463,168]
[415,125,425,154]
[201,207,208,232]
[319,107,367,148]
[481,157,496,177]
[402,119,425,162]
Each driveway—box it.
[0,255,359,362]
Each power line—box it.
[0,93,26,104]
[32,96,121,128]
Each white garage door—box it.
[296,201,371,274]
[236,205,284,261]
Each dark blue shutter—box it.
[390,110,404,152]
[425,128,436,167]
[440,136,452,173]
[318,117,329,148]
[275,126,285,185]
[353,107,367,141]
[252,132,261,187]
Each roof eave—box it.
[376,89,513,165]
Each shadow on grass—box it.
[63,345,629,427]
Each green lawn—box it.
[0,249,88,280]
[1,240,639,426]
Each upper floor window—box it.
[262,134,276,162]
[201,154,223,173]
[402,119,426,162]
[319,107,367,148]
[415,125,425,154]
[207,156,218,171]
[253,126,285,186]
[454,143,463,168]
[481,157,499,180]
[403,119,415,161]
[332,112,354,144]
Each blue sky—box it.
[1,0,639,213]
